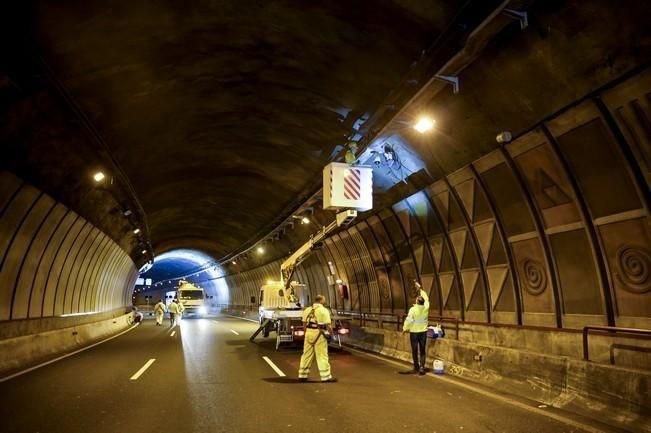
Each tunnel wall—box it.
[0,170,138,324]
[226,66,651,333]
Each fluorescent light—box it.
[301,217,310,224]
[93,172,105,182]
[413,117,435,133]
[133,228,141,234]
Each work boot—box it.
[322,377,338,383]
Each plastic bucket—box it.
[433,359,445,375]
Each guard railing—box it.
[583,325,651,362]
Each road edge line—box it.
[0,323,140,383]
[344,346,609,433]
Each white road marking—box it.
[170,331,176,337]
[0,323,140,383]
[130,358,156,380]
[344,346,607,433]
[230,329,239,335]
[262,356,286,377]
[224,314,258,323]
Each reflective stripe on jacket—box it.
[403,289,430,333]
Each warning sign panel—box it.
[323,162,373,211]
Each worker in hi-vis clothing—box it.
[298,295,338,383]
[401,281,430,375]
[154,299,167,326]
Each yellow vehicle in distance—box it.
[176,280,208,317]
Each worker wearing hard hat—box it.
[154,299,167,326]
[298,295,337,383]
[401,281,430,375]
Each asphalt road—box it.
[0,315,616,433]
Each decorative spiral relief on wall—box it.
[615,245,651,294]
[522,259,547,296]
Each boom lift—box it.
[249,209,357,349]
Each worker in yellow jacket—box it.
[401,281,430,375]
[298,295,337,383]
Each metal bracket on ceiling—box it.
[502,9,529,30]
[434,75,460,94]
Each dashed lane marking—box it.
[170,331,176,337]
[262,356,286,377]
[0,323,140,383]
[230,329,240,335]
[130,358,156,381]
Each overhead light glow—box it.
[133,228,141,234]
[141,249,147,254]
[232,261,237,265]
[301,217,310,224]
[413,117,435,134]
[93,171,106,182]
[257,246,264,254]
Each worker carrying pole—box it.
[401,280,430,375]
[297,295,338,383]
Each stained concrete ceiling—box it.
[2,0,476,263]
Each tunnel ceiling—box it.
[1,0,477,261]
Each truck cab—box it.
[176,280,207,317]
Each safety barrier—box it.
[582,325,651,362]
[335,310,459,340]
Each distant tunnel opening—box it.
[136,249,229,307]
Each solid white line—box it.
[170,331,176,337]
[262,356,286,377]
[0,323,140,383]
[344,346,606,433]
[230,329,239,335]
[224,314,258,323]
[130,358,156,380]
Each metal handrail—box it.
[335,310,459,340]
[583,326,651,361]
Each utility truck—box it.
[176,280,208,317]
[250,210,356,350]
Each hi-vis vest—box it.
[403,289,430,333]
[302,303,331,329]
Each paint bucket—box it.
[433,359,445,375]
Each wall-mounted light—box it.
[413,117,435,134]
[93,171,106,182]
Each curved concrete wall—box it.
[226,66,651,331]
[0,170,137,322]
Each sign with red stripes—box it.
[323,163,373,211]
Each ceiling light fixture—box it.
[257,246,264,254]
[141,249,147,254]
[413,117,435,134]
[133,228,141,234]
[93,171,106,182]
[301,217,310,224]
